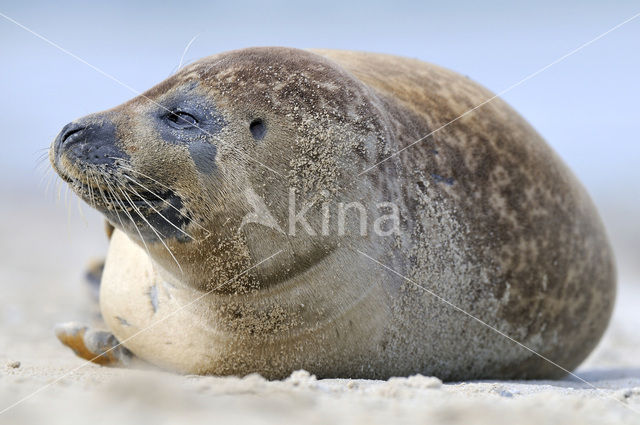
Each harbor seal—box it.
[50,47,615,380]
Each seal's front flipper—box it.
[54,322,133,367]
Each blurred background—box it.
[0,0,638,323]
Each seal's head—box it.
[50,47,394,291]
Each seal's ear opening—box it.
[249,118,266,140]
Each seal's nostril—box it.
[61,124,86,145]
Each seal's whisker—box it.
[119,186,184,275]
[36,148,49,158]
[109,160,173,191]
[65,185,73,230]
[56,177,63,204]
[103,178,152,258]
[109,161,210,235]
[39,168,54,194]
[35,153,50,171]
[119,187,184,274]
[35,149,49,163]
[90,173,112,211]
[101,180,128,241]
[65,183,72,210]
[45,173,59,200]
[37,167,50,189]
[177,34,199,71]
[76,195,88,226]
[127,184,195,241]
[121,173,209,235]
[108,187,156,263]
[118,187,166,239]
[85,171,95,209]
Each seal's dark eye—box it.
[166,111,198,129]
[250,118,266,140]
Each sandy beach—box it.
[0,186,638,424]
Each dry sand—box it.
[1,187,639,424]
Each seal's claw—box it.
[54,322,132,366]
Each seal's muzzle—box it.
[53,118,127,168]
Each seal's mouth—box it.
[56,163,170,214]
[55,164,194,244]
